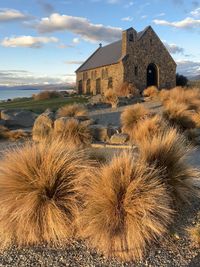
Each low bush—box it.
[104,89,119,108]
[57,104,87,118]
[0,140,90,249]
[143,86,159,98]
[138,128,199,203]
[78,151,173,261]
[121,103,150,135]
[115,82,140,98]
[33,91,62,100]
[53,118,92,148]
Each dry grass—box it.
[115,82,140,98]
[78,151,173,261]
[163,101,195,130]
[33,91,62,100]
[191,112,200,128]
[121,104,150,135]
[187,223,200,246]
[53,118,92,148]
[130,115,167,145]
[32,112,54,142]
[159,89,170,103]
[0,126,29,141]
[57,104,87,118]
[143,86,159,98]
[0,140,90,249]
[138,128,199,203]
[104,89,119,108]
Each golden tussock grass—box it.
[0,140,90,249]
[57,104,87,118]
[130,115,168,145]
[33,91,62,100]
[115,82,140,98]
[163,101,195,130]
[187,224,200,246]
[104,89,119,108]
[32,113,54,142]
[143,86,159,98]
[121,104,150,135]
[0,126,29,141]
[78,151,173,261]
[191,112,200,128]
[138,128,199,203]
[53,118,92,148]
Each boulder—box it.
[89,124,110,142]
[110,133,129,144]
[1,109,37,128]
[32,111,54,142]
[89,94,103,104]
[0,120,5,126]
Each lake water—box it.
[0,89,73,101]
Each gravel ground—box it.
[0,101,200,266]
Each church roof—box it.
[76,27,150,73]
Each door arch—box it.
[147,63,158,87]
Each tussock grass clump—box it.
[104,89,119,108]
[115,82,140,98]
[121,104,150,135]
[159,89,170,102]
[33,90,62,100]
[78,151,173,261]
[163,101,195,130]
[138,128,199,203]
[57,104,87,118]
[130,115,167,145]
[187,223,200,246]
[53,118,92,148]
[0,140,89,249]
[143,86,159,98]
[0,126,29,141]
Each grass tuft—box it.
[57,104,87,118]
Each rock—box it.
[1,109,37,128]
[89,124,110,142]
[81,119,96,127]
[110,133,129,144]
[86,102,111,111]
[191,128,200,137]
[0,119,5,126]
[194,136,200,145]
[75,115,89,121]
[32,111,54,142]
[89,94,103,104]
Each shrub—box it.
[176,73,188,87]
[0,140,89,249]
[138,128,199,203]
[143,86,159,98]
[121,104,150,135]
[33,91,62,100]
[130,115,167,145]
[115,82,140,98]
[163,101,195,130]
[187,223,200,246]
[104,89,119,108]
[53,118,92,148]
[78,151,173,261]
[57,104,87,118]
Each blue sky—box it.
[0,0,200,86]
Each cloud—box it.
[0,8,30,22]
[176,60,200,76]
[153,17,200,30]
[73,37,80,44]
[35,13,122,43]
[155,12,165,17]
[191,7,200,17]
[121,16,133,22]
[0,70,75,86]
[65,60,84,64]
[37,0,55,13]
[163,41,184,54]
[124,1,134,8]
[1,36,58,48]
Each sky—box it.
[0,0,200,86]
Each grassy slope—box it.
[0,96,88,114]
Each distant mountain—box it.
[0,83,75,91]
[189,75,200,81]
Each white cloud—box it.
[163,41,184,54]
[153,17,200,30]
[124,1,134,8]
[0,8,30,22]
[155,12,165,17]
[36,13,122,43]
[121,16,133,22]
[73,37,80,44]
[65,60,84,64]
[191,7,200,17]
[176,60,200,76]
[1,36,58,48]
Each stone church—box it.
[75,26,176,95]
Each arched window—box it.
[108,77,113,88]
[86,79,91,94]
[129,33,134,42]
